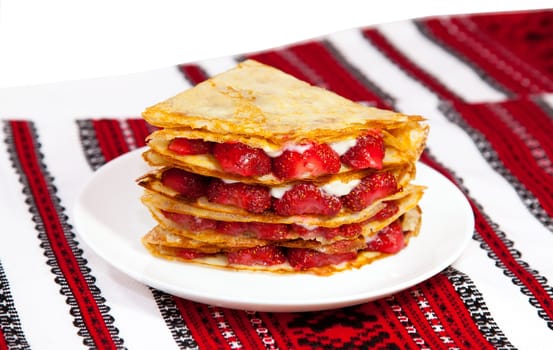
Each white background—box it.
[0,0,550,88]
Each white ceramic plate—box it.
[73,148,474,312]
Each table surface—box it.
[0,9,552,350]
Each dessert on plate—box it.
[137,59,428,275]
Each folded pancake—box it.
[141,184,424,227]
[142,206,422,275]
[143,60,425,148]
[141,60,427,183]
[137,59,429,275]
[145,188,422,246]
[143,119,427,184]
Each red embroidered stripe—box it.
[392,288,449,348]
[91,119,130,162]
[219,309,265,349]
[178,64,210,84]
[421,274,496,349]
[126,118,152,148]
[173,298,231,349]
[9,121,119,350]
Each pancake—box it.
[141,184,424,227]
[142,207,422,276]
[136,59,429,275]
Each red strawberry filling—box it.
[366,220,405,253]
[166,133,384,179]
[227,246,286,266]
[163,210,360,241]
[273,183,342,216]
[159,167,397,216]
[161,168,209,200]
[340,132,384,170]
[287,249,357,270]
[207,179,272,214]
[212,142,272,176]
[291,223,361,240]
[341,172,398,212]
[168,138,213,155]
[163,214,407,267]
[161,211,217,231]
[272,143,341,180]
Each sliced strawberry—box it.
[161,168,209,200]
[367,201,399,222]
[175,248,210,260]
[212,142,271,177]
[272,143,340,180]
[341,172,398,212]
[227,246,286,266]
[168,137,212,155]
[341,132,384,170]
[249,222,288,240]
[207,179,271,214]
[339,223,362,238]
[216,221,250,236]
[291,223,361,240]
[287,248,357,270]
[366,220,405,253]
[273,183,342,216]
[161,211,217,231]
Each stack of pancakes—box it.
[138,60,428,275]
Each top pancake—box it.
[142,60,425,149]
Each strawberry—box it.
[207,179,271,213]
[341,172,398,212]
[227,246,286,266]
[292,223,361,240]
[366,220,405,253]
[161,168,209,200]
[272,143,340,180]
[273,183,342,216]
[249,222,289,240]
[175,248,209,260]
[168,137,212,155]
[341,132,384,170]
[366,201,399,222]
[212,142,271,177]
[161,211,217,231]
[287,248,356,270]
[216,221,249,236]
[339,223,362,238]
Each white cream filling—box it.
[329,138,358,156]
[265,143,313,158]
[264,138,358,158]
[270,177,360,200]
[320,178,361,197]
[270,184,294,199]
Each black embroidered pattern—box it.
[443,267,515,349]
[76,119,107,171]
[0,260,30,349]
[3,121,125,349]
[150,288,199,349]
